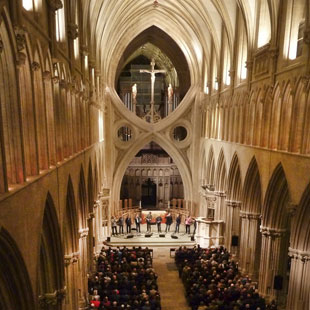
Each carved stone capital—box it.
[289,248,310,262]
[260,226,286,238]
[47,0,63,11]
[240,211,261,220]
[88,212,95,219]
[215,191,226,198]
[68,23,79,40]
[225,200,241,208]
[79,227,89,238]
[31,61,41,71]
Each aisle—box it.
[153,247,190,310]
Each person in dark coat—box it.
[135,213,141,233]
[156,215,162,232]
[175,214,181,233]
[165,212,173,232]
[125,216,132,234]
[118,215,124,234]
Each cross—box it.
[140,58,166,122]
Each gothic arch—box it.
[43,50,56,166]
[242,157,262,214]
[227,153,242,201]
[0,227,35,310]
[206,146,215,186]
[33,44,49,170]
[290,79,307,153]
[65,176,79,255]
[279,82,293,151]
[87,159,94,214]
[239,157,263,277]
[39,193,64,309]
[111,135,193,204]
[215,148,227,192]
[18,34,38,177]
[262,163,290,229]
[269,84,281,149]
[78,165,87,229]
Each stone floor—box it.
[152,247,191,310]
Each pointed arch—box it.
[111,135,193,203]
[262,163,290,229]
[33,44,49,170]
[206,146,215,186]
[279,82,293,151]
[227,153,242,201]
[0,227,35,310]
[65,176,79,255]
[290,79,307,153]
[18,34,38,176]
[242,157,262,214]
[39,193,64,309]
[78,165,87,229]
[88,159,94,213]
[215,149,227,192]
[43,50,56,166]
[269,85,281,149]
[253,89,263,146]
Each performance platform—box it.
[105,224,196,247]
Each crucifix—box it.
[140,58,166,123]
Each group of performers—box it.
[111,212,197,236]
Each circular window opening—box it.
[173,126,187,141]
[118,126,133,142]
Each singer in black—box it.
[156,215,162,232]
[165,212,173,232]
[175,214,181,233]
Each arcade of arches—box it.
[0,0,309,309]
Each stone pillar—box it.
[239,211,261,278]
[78,228,89,309]
[286,249,310,310]
[214,191,226,220]
[224,200,241,253]
[64,252,79,310]
[258,227,288,303]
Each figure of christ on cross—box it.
[140,58,166,122]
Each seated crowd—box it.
[175,246,267,310]
[88,246,161,310]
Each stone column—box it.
[224,200,241,253]
[258,227,288,303]
[239,211,261,278]
[286,249,310,310]
[214,191,226,221]
[78,228,89,309]
[64,252,79,310]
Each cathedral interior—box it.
[0,0,309,309]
